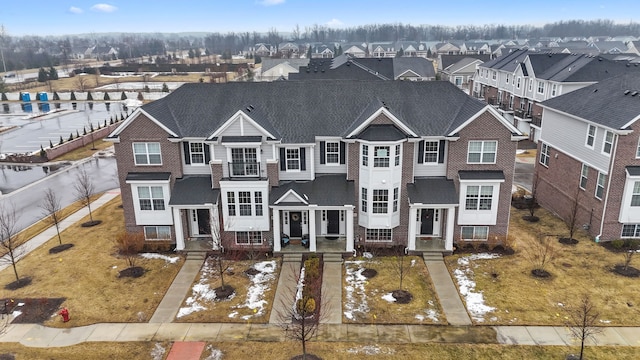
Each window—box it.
[395,145,401,166]
[255,192,263,216]
[528,79,533,92]
[506,74,510,84]
[580,164,589,190]
[362,145,369,166]
[144,226,171,240]
[393,188,399,212]
[190,142,205,164]
[361,187,368,213]
[231,148,258,176]
[537,81,544,94]
[366,228,392,242]
[236,231,262,245]
[465,185,493,210]
[603,131,614,155]
[596,172,606,199]
[227,192,236,216]
[372,189,389,213]
[516,77,521,89]
[586,125,596,148]
[631,182,640,206]
[454,76,463,86]
[636,138,640,158]
[238,191,252,216]
[286,148,300,170]
[424,141,439,163]
[460,226,489,241]
[540,143,550,167]
[508,95,514,109]
[133,142,161,165]
[373,146,390,167]
[551,84,557,96]
[138,186,165,211]
[622,224,640,238]
[492,71,496,80]
[325,142,340,164]
[467,140,497,164]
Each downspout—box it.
[596,134,618,242]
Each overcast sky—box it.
[2,0,638,36]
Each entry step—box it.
[422,252,444,262]
[282,253,303,263]
[323,253,344,263]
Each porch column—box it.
[210,206,220,250]
[173,207,185,250]
[345,205,354,252]
[445,206,456,251]
[273,209,281,252]
[308,207,317,252]
[407,206,418,251]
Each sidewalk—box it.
[2,322,640,347]
[0,188,121,272]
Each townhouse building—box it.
[535,73,640,241]
[108,81,525,254]
[472,49,635,141]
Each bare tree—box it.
[40,187,63,245]
[75,76,88,92]
[620,239,639,272]
[565,294,602,360]
[0,202,24,284]
[114,231,144,270]
[524,172,540,222]
[74,166,99,226]
[525,233,558,278]
[562,187,582,244]
[389,246,413,303]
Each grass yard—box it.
[0,342,169,360]
[51,139,113,161]
[0,196,184,327]
[343,256,444,324]
[205,342,640,360]
[445,205,640,326]
[175,258,280,323]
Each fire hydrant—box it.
[58,307,69,322]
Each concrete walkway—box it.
[3,322,640,347]
[321,253,343,324]
[0,188,121,272]
[269,253,302,324]
[423,254,473,326]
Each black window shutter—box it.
[183,142,191,164]
[300,147,306,170]
[438,140,445,164]
[340,141,346,164]
[417,140,424,164]
[320,141,326,164]
[204,144,211,163]
[280,148,286,171]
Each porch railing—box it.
[228,162,260,177]
[514,108,531,119]
[531,114,542,127]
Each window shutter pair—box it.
[417,140,446,164]
[183,142,210,164]
[280,147,307,170]
[319,141,346,165]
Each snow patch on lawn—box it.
[232,260,277,320]
[150,343,166,360]
[177,257,217,318]
[453,253,500,322]
[344,261,370,320]
[140,253,180,264]
[203,345,224,360]
[346,345,395,355]
[381,292,396,302]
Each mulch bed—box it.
[214,285,236,300]
[80,220,102,227]
[49,243,75,254]
[531,269,552,278]
[613,265,640,278]
[522,215,540,222]
[454,244,515,256]
[1,297,66,324]
[558,237,579,245]
[244,268,261,276]
[118,266,145,278]
[361,268,378,279]
[4,277,32,290]
[291,355,322,360]
[391,289,413,304]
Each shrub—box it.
[121,91,127,100]
[611,239,625,249]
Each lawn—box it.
[51,139,113,161]
[445,205,640,326]
[343,256,444,324]
[0,342,170,360]
[175,257,280,323]
[0,196,184,327]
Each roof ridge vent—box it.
[632,91,639,96]
[624,90,631,95]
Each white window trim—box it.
[137,185,166,211]
[226,190,265,218]
[189,142,206,165]
[467,140,497,164]
[580,164,588,190]
[373,145,391,168]
[537,81,544,94]
[423,141,439,164]
[285,148,301,172]
[133,142,162,166]
[636,137,640,159]
[516,77,521,89]
[365,228,393,242]
[460,226,489,241]
[539,143,550,167]
[464,185,494,211]
[235,231,263,245]
[602,130,614,156]
[585,125,596,149]
[621,224,640,238]
[596,172,606,200]
[325,141,340,165]
[144,225,172,240]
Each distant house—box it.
[441,57,485,90]
[259,59,310,81]
[535,73,640,242]
[108,80,524,253]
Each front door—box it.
[290,211,303,237]
[327,210,340,234]
[190,209,211,236]
[420,209,434,235]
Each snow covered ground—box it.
[453,253,500,322]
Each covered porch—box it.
[406,178,458,252]
[168,176,220,251]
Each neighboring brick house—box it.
[108,80,524,253]
[534,73,640,242]
[471,49,636,141]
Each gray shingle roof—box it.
[540,72,640,130]
[141,80,487,143]
[407,177,458,205]
[168,176,219,205]
[392,57,435,78]
[627,166,640,176]
[270,175,355,206]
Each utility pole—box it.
[0,25,7,73]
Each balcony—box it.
[487,97,498,106]
[228,162,261,178]
[499,103,514,112]
[531,114,542,128]
[514,109,532,119]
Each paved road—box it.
[0,157,118,233]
